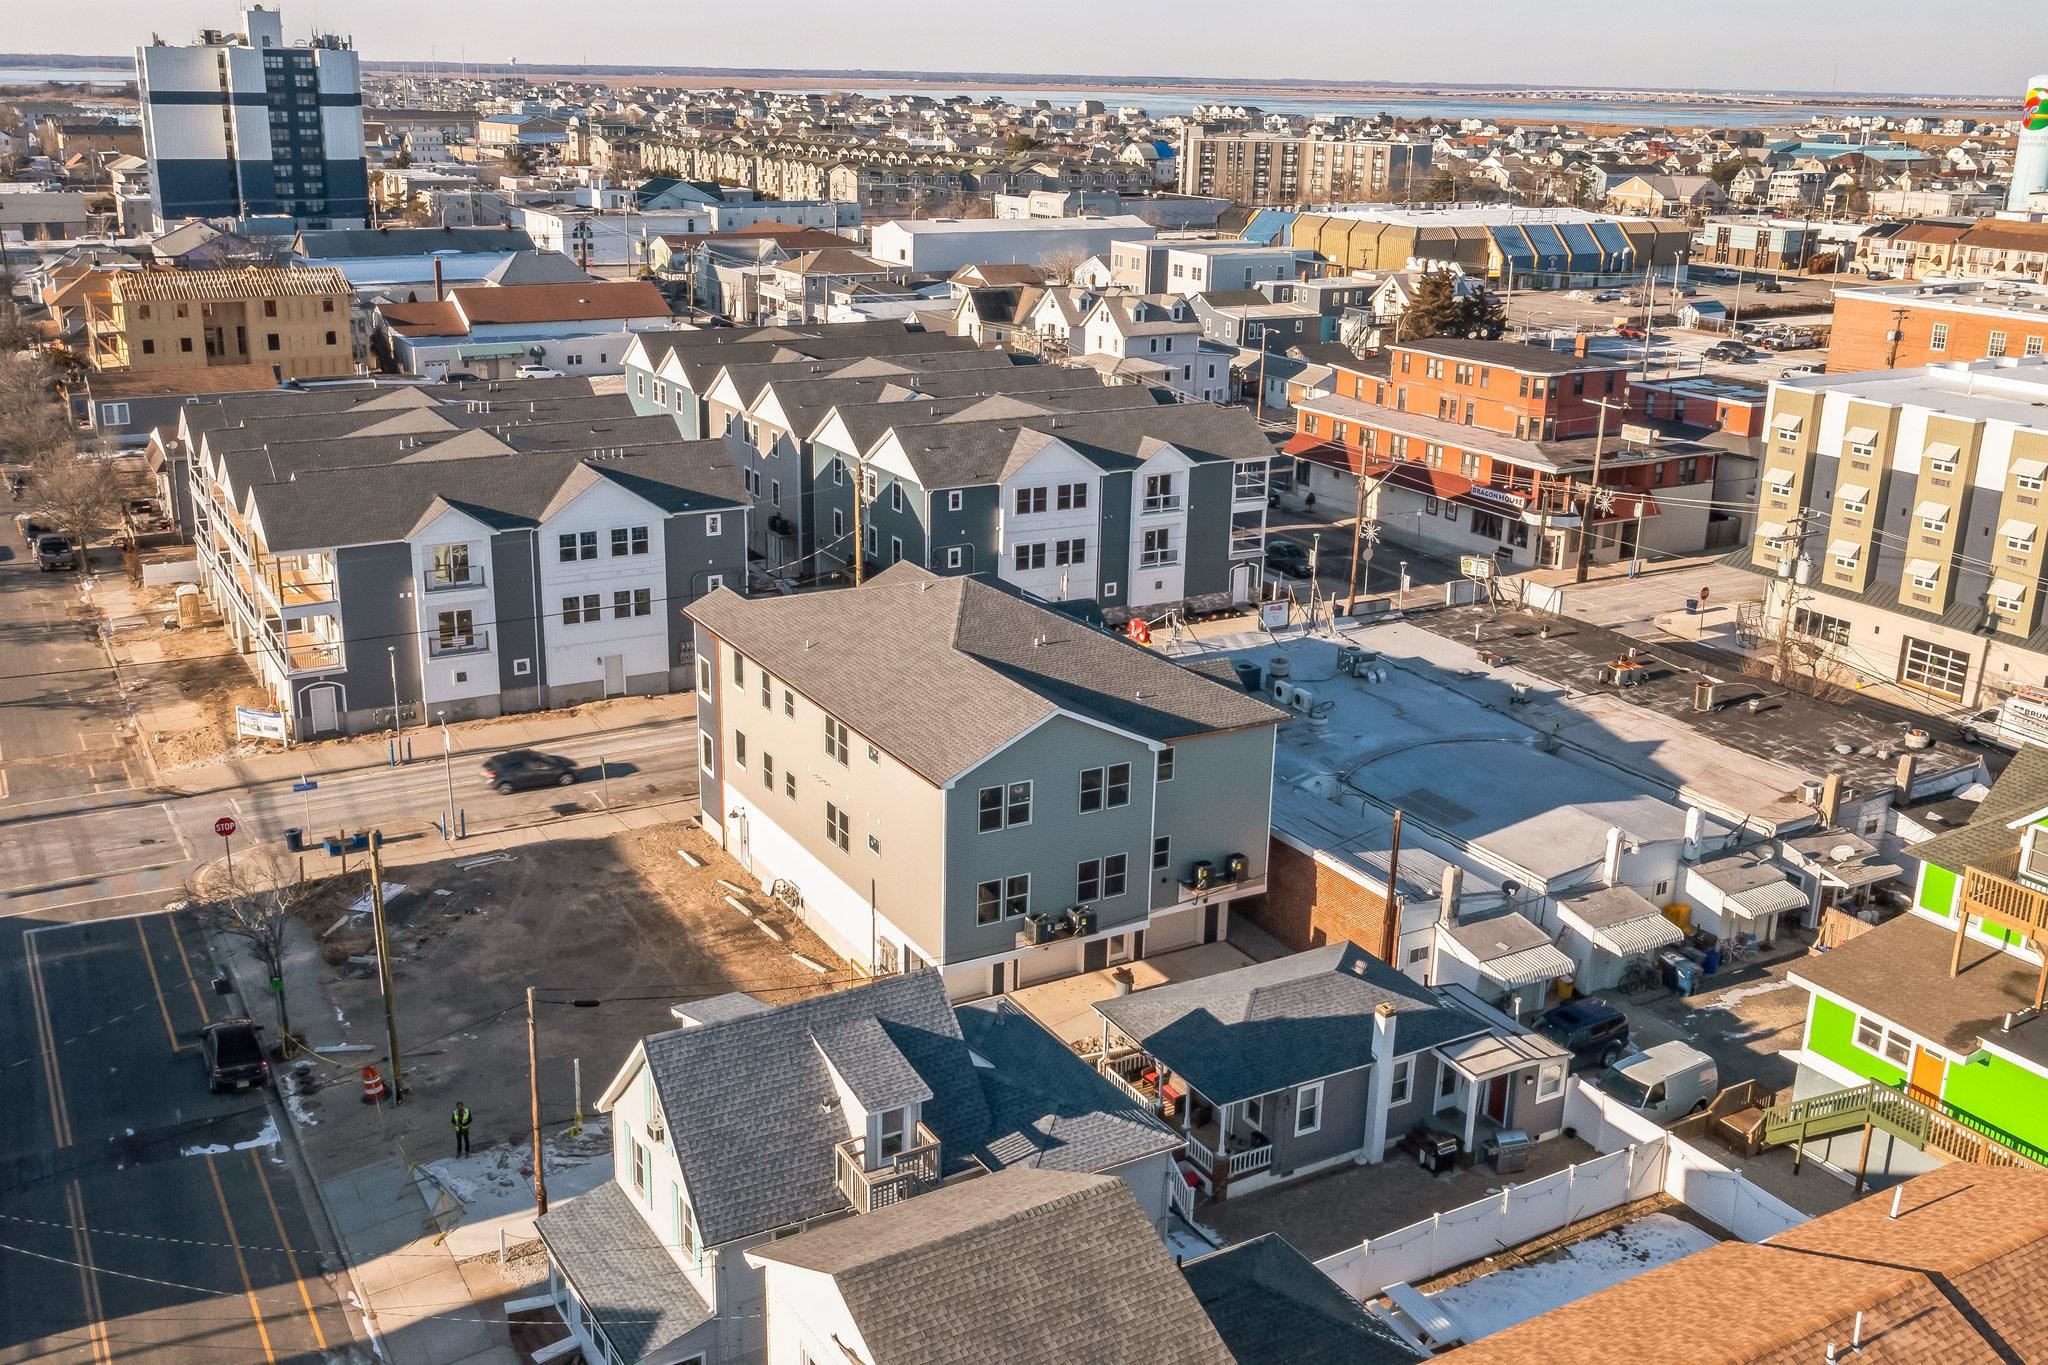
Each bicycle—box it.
[1618,958,1661,995]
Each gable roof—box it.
[1910,743,2048,875]
[533,1182,712,1365]
[449,279,669,326]
[748,1169,1235,1365]
[1185,1234,1420,1365]
[1440,1163,2048,1364]
[687,564,1284,785]
[1095,943,1480,1104]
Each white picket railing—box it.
[1226,1144,1273,1178]
[1184,1132,1217,1173]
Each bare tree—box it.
[29,445,123,552]
[1038,246,1089,286]
[193,851,308,1055]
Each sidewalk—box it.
[215,915,522,1365]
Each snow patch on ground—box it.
[1692,978,1796,1014]
[1427,1213,1718,1341]
[180,1115,281,1157]
[282,1072,321,1128]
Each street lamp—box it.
[438,710,455,841]
[387,645,400,739]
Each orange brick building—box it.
[1829,279,2048,373]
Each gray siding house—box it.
[687,564,1285,1000]
[1093,944,1573,1200]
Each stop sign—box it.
[214,816,238,838]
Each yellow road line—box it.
[137,918,189,1053]
[248,1151,329,1351]
[205,1155,277,1365]
[167,912,213,1024]
[65,1182,112,1365]
[24,931,73,1148]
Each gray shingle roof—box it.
[1911,744,2048,875]
[248,440,745,551]
[1443,911,1555,963]
[813,1015,934,1112]
[673,330,974,393]
[1094,943,1479,1104]
[748,1169,1235,1365]
[687,564,1284,784]
[1184,1233,1421,1365]
[886,400,1275,489]
[534,1182,712,1364]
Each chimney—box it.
[1819,772,1843,827]
[1602,826,1626,884]
[1894,752,1917,798]
[1683,807,1703,862]
[1361,1002,1398,1166]
[1437,865,1463,926]
[433,254,445,302]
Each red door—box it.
[1485,1075,1511,1123]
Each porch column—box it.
[1462,1075,1479,1153]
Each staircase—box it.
[1759,1080,2048,1170]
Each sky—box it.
[9,1,2042,97]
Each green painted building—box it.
[1788,747,2048,1157]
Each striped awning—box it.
[1727,879,1810,919]
[1993,579,2028,602]
[1757,521,1788,540]
[1478,941,1577,989]
[1764,466,1795,489]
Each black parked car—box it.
[1536,998,1632,1072]
[481,749,579,794]
[201,1019,271,1092]
[1265,539,1312,579]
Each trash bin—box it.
[283,828,303,853]
[321,836,343,856]
[1485,1129,1533,1174]
[1659,948,1692,993]
[1702,946,1722,976]
[1684,597,1700,615]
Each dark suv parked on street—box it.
[1536,999,1632,1072]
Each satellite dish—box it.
[1829,845,1857,862]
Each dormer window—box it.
[878,1105,908,1157]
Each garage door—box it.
[1146,905,1201,954]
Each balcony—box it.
[282,636,344,674]
[1139,549,1181,569]
[428,629,491,659]
[1140,495,1183,515]
[1959,852,2048,945]
[423,567,487,593]
[835,1121,942,1213]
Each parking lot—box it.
[1507,269,1838,380]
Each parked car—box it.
[481,749,579,793]
[1704,343,1750,363]
[1591,289,1624,302]
[1264,539,1312,579]
[1536,998,1632,1072]
[1615,323,1648,341]
[201,1018,271,1093]
[1597,1041,1718,1123]
[1865,270,1894,281]
[35,534,79,571]
[514,364,565,380]
[1755,278,1785,294]
[1780,363,1823,377]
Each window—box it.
[1537,1062,1565,1101]
[1007,781,1032,826]
[1014,542,1046,571]
[889,536,903,565]
[784,689,794,718]
[1005,874,1030,919]
[824,716,849,765]
[770,479,781,507]
[734,731,747,769]
[263,299,279,318]
[1078,858,1102,902]
[826,802,850,851]
[945,489,963,512]
[1853,1014,1913,1068]
[1910,565,1940,591]
[1929,322,1949,353]
[1143,473,1178,512]
[1103,852,1126,897]
[698,732,713,771]
[1988,331,2009,360]
[435,609,474,650]
[1079,763,1131,812]
[733,652,745,685]
[1141,527,1175,567]
[760,670,772,709]
[976,879,1003,925]
[945,546,963,569]
[1015,486,1047,515]
[1295,1081,1324,1136]
[1389,1056,1414,1106]
[99,402,130,426]
[612,526,649,556]
[1900,636,1970,700]
[141,338,156,355]
[1056,481,1089,511]
[763,753,775,791]
[559,531,596,562]
[1791,608,1850,645]
[1156,747,1175,782]
[561,595,599,625]
[785,770,796,799]
[1153,835,1171,871]
[697,657,712,696]
[889,481,904,513]
[2029,337,2046,358]
[1054,538,1086,566]
[674,1186,695,1260]
[833,510,846,540]
[630,1139,650,1199]
[266,333,280,352]
[979,780,1031,830]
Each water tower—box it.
[2010,77,2048,211]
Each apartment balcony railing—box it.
[1230,533,1265,558]
[428,630,490,659]
[282,637,344,674]
[1958,851,2048,947]
[423,567,487,593]
[834,1122,942,1213]
[1139,549,1181,568]
[1141,495,1183,514]
[1232,478,1268,503]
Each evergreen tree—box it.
[1399,269,1467,341]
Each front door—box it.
[1485,1075,1511,1123]
[1909,1046,1945,1104]
[306,686,339,735]
[602,654,625,697]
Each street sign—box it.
[291,780,318,793]
[214,816,238,838]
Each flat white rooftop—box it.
[1777,355,2048,427]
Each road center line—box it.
[24,931,74,1149]
[137,918,189,1054]
[248,1150,329,1351]
[167,913,213,1025]
[205,1155,277,1365]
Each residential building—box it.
[1188,291,1324,352]
[374,279,672,378]
[515,203,715,270]
[1441,1164,2048,1362]
[1861,218,2048,284]
[1176,129,1433,206]
[535,973,1188,1365]
[0,186,92,241]
[686,565,1283,998]
[747,1169,1234,1365]
[291,225,560,298]
[1160,243,1314,297]
[1183,1234,1420,1365]
[1829,278,2048,372]
[54,265,353,378]
[1285,339,1724,570]
[1740,358,2048,709]
[754,247,898,325]
[1073,293,1230,403]
[136,5,368,230]
[867,215,1156,275]
[174,380,745,733]
[1603,174,1728,218]
[1093,943,1570,1199]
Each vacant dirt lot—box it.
[284,818,847,1175]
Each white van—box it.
[1597,1042,1718,1124]
[1960,686,2048,752]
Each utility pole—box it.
[850,460,866,585]
[1772,508,1813,684]
[1378,809,1405,963]
[1884,304,1908,370]
[1344,459,1373,613]
[1573,398,1627,584]
[527,986,546,1216]
[438,711,456,841]
[368,835,404,1103]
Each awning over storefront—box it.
[1558,885,1685,957]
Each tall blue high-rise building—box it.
[137,5,368,232]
